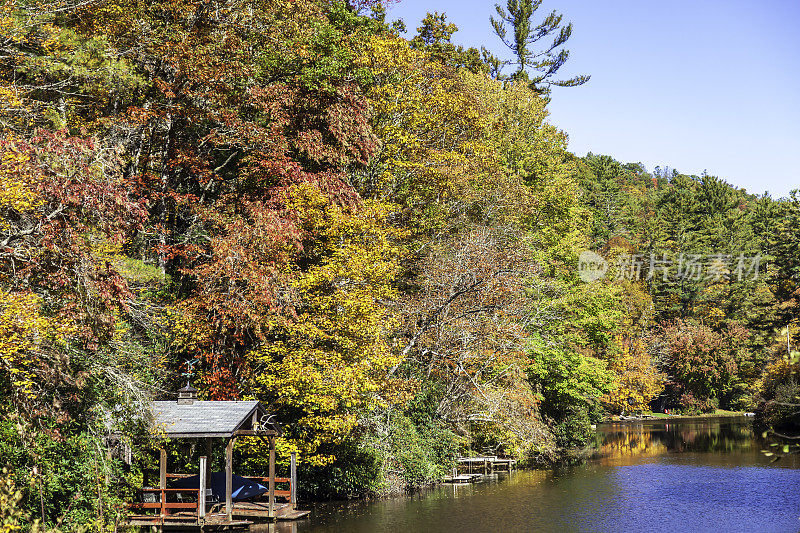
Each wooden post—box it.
[159,448,167,517]
[225,438,234,521]
[268,437,276,519]
[290,452,297,508]
[205,438,213,479]
[484,459,488,475]
[198,456,207,520]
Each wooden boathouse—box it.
[125,385,309,529]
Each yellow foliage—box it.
[0,291,63,396]
[355,35,488,232]
[0,144,40,221]
[603,336,663,414]
[170,183,405,466]
[249,185,403,465]
[755,356,796,401]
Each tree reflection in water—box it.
[594,416,800,468]
[273,418,800,533]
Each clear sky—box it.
[386,0,800,198]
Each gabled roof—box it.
[151,400,278,438]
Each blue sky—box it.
[386,0,800,198]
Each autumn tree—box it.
[395,228,546,454]
[656,319,751,412]
[0,130,148,415]
[354,34,490,235]
[603,336,663,414]
[0,129,163,527]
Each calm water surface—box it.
[267,418,800,533]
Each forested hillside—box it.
[0,1,797,528]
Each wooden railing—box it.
[242,476,292,501]
[129,451,297,522]
[128,488,199,516]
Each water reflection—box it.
[596,417,800,468]
[265,418,800,533]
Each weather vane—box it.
[182,358,199,387]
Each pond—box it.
[266,417,800,533]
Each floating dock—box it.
[442,473,484,483]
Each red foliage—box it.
[0,130,146,347]
[116,2,379,395]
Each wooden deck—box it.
[456,455,516,473]
[125,501,311,529]
[126,512,252,529]
[442,455,517,483]
[228,501,311,521]
[126,498,310,529]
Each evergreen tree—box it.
[410,12,487,73]
[490,0,589,93]
[769,191,800,332]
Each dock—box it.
[442,473,484,483]
[457,456,516,473]
[442,456,517,484]
[126,512,252,529]
[126,501,310,529]
[229,501,310,521]
[121,389,311,530]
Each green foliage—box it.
[388,413,458,489]
[0,467,32,533]
[527,335,612,445]
[410,12,488,73]
[299,408,460,498]
[299,440,384,499]
[0,419,129,530]
[768,191,800,327]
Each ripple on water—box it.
[584,463,800,533]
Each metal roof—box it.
[151,400,261,438]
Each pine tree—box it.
[410,12,487,73]
[490,0,589,93]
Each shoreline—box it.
[600,411,755,424]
